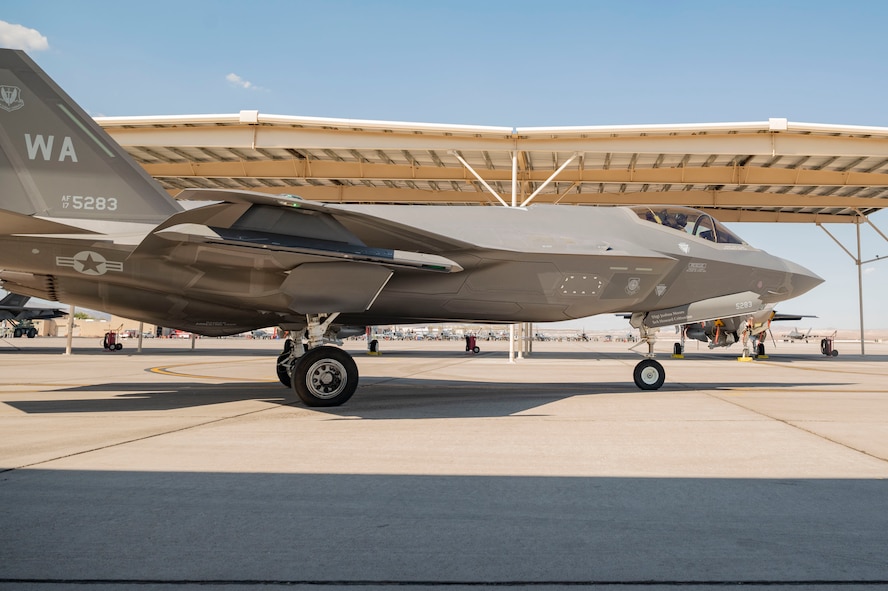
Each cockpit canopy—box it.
[630,206,745,245]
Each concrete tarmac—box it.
[1,336,887,590]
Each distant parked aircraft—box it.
[0,291,67,338]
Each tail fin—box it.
[0,49,182,224]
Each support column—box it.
[511,151,518,208]
[516,322,524,360]
[856,217,865,355]
[816,214,888,357]
[64,304,75,355]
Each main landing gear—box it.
[276,313,360,407]
[629,315,665,391]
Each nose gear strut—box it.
[629,313,666,390]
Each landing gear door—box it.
[643,291,764,328]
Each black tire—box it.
[633,359,665,390]
[756,342,765,357]
[115,343,123,350]
[673,342,682,355]
[472,346,480,354]
[276,352,293,388]
[13,328,22,338]
[831,349,839,357]
[292,346,359,407]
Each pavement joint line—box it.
[702,388,888,466]
[744,359,888,378]
[0,402,287,476]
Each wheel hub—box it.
[640,366,659,384]
[306,360,346,398]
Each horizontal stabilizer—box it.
[0,209,98,236]
[176,188,319,209]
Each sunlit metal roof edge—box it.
[786,121,888,136]
[95,113,888,139]
[95,112,515,135]
[514,120,774,136]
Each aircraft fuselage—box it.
[0,205,819,336]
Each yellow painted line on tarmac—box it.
[149,359,278,382]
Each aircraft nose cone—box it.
[783,258,824,298]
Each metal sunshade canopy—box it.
[96,114,888,223]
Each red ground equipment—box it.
[102,330,123,351]
[820,334,839,357]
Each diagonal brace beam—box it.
[448,150,509,207]
[519,153,579,207]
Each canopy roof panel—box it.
[96,114,888,223]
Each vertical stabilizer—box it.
[0,50,182,223]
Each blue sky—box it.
[2,0,887,330]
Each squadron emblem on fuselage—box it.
[0,85,24,112]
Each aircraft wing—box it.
[138,189,465,273]
[0,291,67,321]
[175,189,478,254]
[128,189,468,314]
[770,313,817,322]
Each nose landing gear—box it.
[630,315,666,391]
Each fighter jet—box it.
[0,50,823,406]
[679,309,816,357]
[782,327,817,343]
[0,291,66,337]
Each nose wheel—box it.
[633,358,665,390]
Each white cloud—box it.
[226,73,251,89]
[226,72,262,91]
[0,21,49,51]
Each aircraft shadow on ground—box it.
[4,342,885,364]
[3,377,851,419]
[0,469,886,585]
[358,348,888,363]
[0,343,283,357]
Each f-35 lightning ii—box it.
[0,50,823,406]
